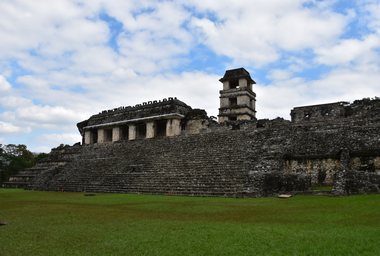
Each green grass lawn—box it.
[0,189,379,256]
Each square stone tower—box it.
[218,68,257,123]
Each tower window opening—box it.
[229,80,239,89]
[229,97,237,107]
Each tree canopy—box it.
[0,144,43,183]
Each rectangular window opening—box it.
[229,97,237,107]
[156,120,167,137]
[120,125,129,140]
[104,129,113,142]
[92,130,98,143]
[229,80,239,89]
[136,123,146,139]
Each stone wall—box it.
[291,98,380,124]
[333,170,380,195]
[283,158,340,185]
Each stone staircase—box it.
[3,162,67,189]
[30,131,252,196]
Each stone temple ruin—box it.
[4,68,380,196]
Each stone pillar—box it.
[238,78,248,88]
[112,127,121,142]
[97,129,105,144]
[166,119,181,137]
[84,130,92,144]
[223,81,229,90]
[146,121,155,139]
[128,125,136,140]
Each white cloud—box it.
[256,66,380,119]
[0,96,32,109]
[188,0,348,66]
[362,0,380,33]
[29,132,80,152]
[0,75,11,91]
[309,68,380,100]
[0,121,29,134]
[267,69,292,81]
[39,132,81,146]
[70,46,119,74]
[0,0,92,57]
[316,35,380,66]
[15,105,85,125]
[116,2,193,74]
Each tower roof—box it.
[219,67,256,84]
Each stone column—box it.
[84,130,92,144]
[128,125,136,140]
[238,78,248,88]
[146,121,155,139]
[112,127,121,142]
[223,81,229,90]
[97,129,105,144]
[166,119,181,137]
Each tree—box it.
[0,144,38,183]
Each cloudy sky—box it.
[0,0,379,152]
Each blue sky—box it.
[0,0,379,152]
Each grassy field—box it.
[0,189,379,256]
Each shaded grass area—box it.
[311,185,333,192]
[0,189,379,256]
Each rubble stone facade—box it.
[4,68,380,197]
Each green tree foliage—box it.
[0,144,42,183]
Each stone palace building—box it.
[5,68,380,197]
